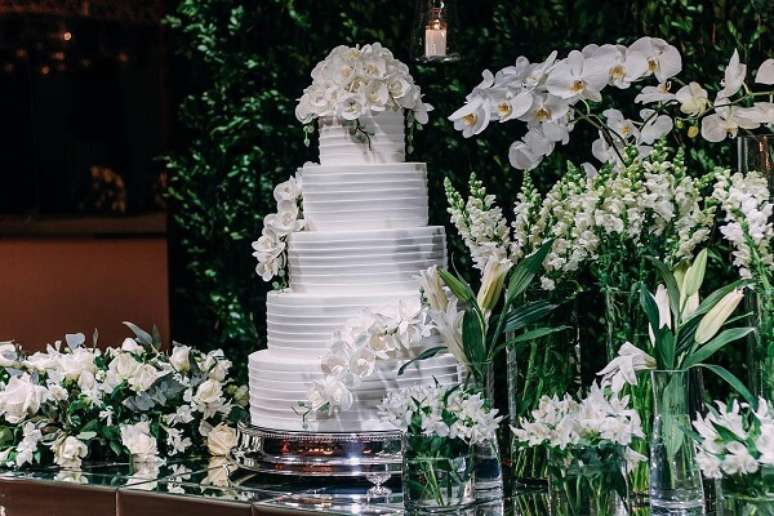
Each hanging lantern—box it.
[413,0,460,63]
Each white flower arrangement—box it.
[251,174,304,284]
[378,383,502,446]
[296,298,433,420]
[449,36,773,171]
[0,323,247,470]
[510,382,646,469]
[712,170,774,280]
[693,398,774,480]
[295,43,433,130]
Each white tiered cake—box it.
[249,110,458,432]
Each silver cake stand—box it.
[232,421,403,479]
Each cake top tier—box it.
[294,42,432,128]
[318,110,406,165]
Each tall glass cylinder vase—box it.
[603,286,651,499]
[738,134,773,189]
[649,370,704,510]
[464,360,503,498]
[745,288,774,402]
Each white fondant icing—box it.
[318,110,405,165]
[300,162,429,231]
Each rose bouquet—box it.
[510,383,645,515]
[379,382,502,511]
[693,398,774,513]
[0,323,247,470]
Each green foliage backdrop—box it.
[164,0,772,371]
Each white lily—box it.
[597,342,657,392]
[476,257,513,312]
[695,288,744,344]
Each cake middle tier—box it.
[300,162,428,231]
[287,226,446,293]
[267,288,441,355]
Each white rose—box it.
[207,423,237,456]
[23,349,61,372]
[121,338,144,354]
[47,383,69,402]
[273,178,301,203]
[110,353,142,380]
[58,348,97,382]
[128,364,161,392]
[193,379,223,406]
[120,421,159,458]
[52,436,88,468]
[0,342,19,368]
[204,456,233,488]
[0,374,48,424]
[202,352,231,382]
[169,345,191,373]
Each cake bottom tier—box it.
[248,350,460,432]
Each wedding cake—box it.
[249,44,458,433]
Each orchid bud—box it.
[695,289,744,344]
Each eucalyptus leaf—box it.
[122,321,153,347]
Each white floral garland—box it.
[297,297,432,420]
[251,174,304,284]
[295,42,433,127]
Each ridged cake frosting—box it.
[249,109,456,432]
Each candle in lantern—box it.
[424,21,447,58]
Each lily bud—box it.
[418,266,448,312]
[695,289,744,344]
[477,258,512,312]
[682,249,708,301]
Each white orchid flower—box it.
[523,50,559,89]
[634,82,676,104]
[755,58,774,85]
[628,37,682,82]
[603,108,639,141]
[719,50,747,98]
[508,127,554,171]
[449,95,492,138]
[675,82,709,116]
[496,90,534,122]
[639,109,674,144]
[597,342,656,393]
[701,94,762,142]
[545,50,609,102]
[595,44,649,89]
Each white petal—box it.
[755,58,774,85]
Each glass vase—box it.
[464,360,504,498]
[547,448,629,516]
[506,328,580,489]
[745,288,774,402]
[649,370,704,510]
[722,467,774,515]
[402,433,475,513]
[603,286,651,499]
[738,134,773,189]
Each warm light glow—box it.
[40,65,50,76]
[51,51,65,61]
[117,52,129,63]
[15,48,28,60]
[63,31,72,41]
